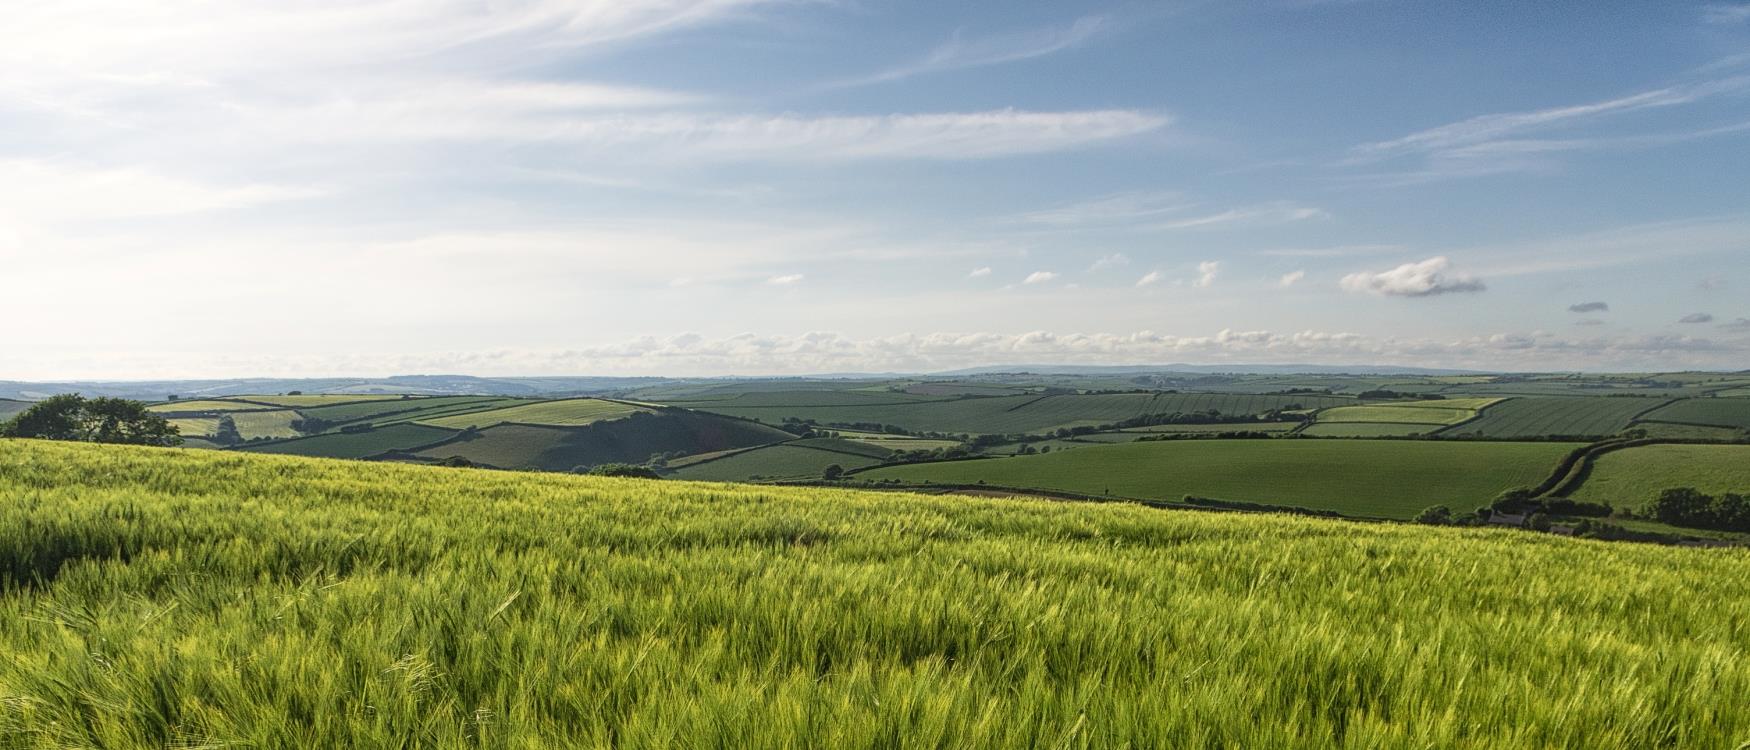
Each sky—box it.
[3,0,1749,379]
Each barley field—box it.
[1,439,1747,748]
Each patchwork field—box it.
[240,394,406,407]
[1301,423,1438,437]
[1568,444,1750,507]
[149,399,283,413]
[0,399,27,421]
[3,440,1747,747]
[418,398,648,429]
[860,440,1579,519]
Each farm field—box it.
[1568,444,1750,507]
[1639,397,1750,430]
[2,440,1748,747]
[418,398,648,429]
[240,394,405,407]
[1439,396,1660,438]
[414,412,793,471]
[148,399,283,413]
[1301,423,1437,437]
[1315,404,1475,425]
[669,444,884,481]
[241,423,458,459]
[860,440,1579,519]
[0,399,28,421]
[290,395,510,425]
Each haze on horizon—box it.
[3,0,1749,380]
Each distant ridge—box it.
[928,363,1488,376]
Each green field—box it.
[2,440,1747,747]
[241,423,458,459]
[0,399,28,421]
[1301,423,1439,437]
[148,399,282,413]
[861,440,1578,519]
[1316,404,1473,425]
[1440,396,1659,437]
[1639,397,1750,430]
[419,398,648,429]
[289,396,509,425]
[414,412,793,471]
[670,444,884,481]
[1569,444,1750,507]
[239,394,406,407]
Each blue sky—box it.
[2,0,1748,378]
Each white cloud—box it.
[767,273,805,285]
[1341,256,1486,297]
[0,159,315,227]
[1148,202,1327,231]
[826,15,1108,89]
[1023,271,1058,284]
[1278,270,1305,287]
[1088,253,1129,271]
[1135,271,1162,287]
[968,266,992,278]
[1194,261,1220,288]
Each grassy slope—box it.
[861,440,1578,519]
[1,440,1747,747]
[1569,444,1750,506]
[240,423,458,459]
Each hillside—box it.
[2,439,1747,747]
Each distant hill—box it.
[930,363,1489,376]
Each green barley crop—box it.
[1,439,1747,748]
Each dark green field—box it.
[1439,396,1660,437]
[860,440,1579,519]
[1639,397,1750,430]
[414,411,793,471]
[241,423,459,459]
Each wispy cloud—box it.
[1088,253,1130,271]
[767,273,805,285]
[1341,256,1485,297]
[1278,270,1305,287]
[823,15,1109,90]
[1568,301,1609,313]
[968,266,992,278]
[1146,202,1327,231]
[1679,312,1715,324]
[1019,191,1189,226]
[1023,271,1058,284]
[1135,271,1162,287]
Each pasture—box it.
[1,440,1746,747]
[1568,444,1750,507]
[418,398,648,429]
[148,399,282,413]
[860,440,1578,519]
[240,394,406,407]
[1301,423,1437,437]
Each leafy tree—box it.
[0,394,181,446]
[587,464,662,479]
[212,415,243,446]
[1414,505,1453,525]
[822,464,844,481]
